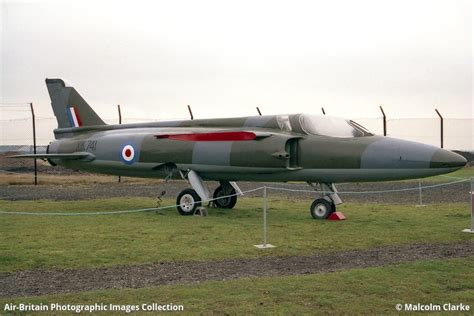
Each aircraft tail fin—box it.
[45,78,106,129]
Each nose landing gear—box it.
[310,198,336,219]
[308,182,341,219]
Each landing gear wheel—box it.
[213,186,237,209]
[177,189,201,216]
[310,198,334,219]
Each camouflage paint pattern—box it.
[40,78,466,183]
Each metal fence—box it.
[1,104,473,150]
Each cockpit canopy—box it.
[298,114,373,137]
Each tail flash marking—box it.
[67,106,82,128]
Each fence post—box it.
[117,104,122,183]
[187,105,194,120]
[435,109,444,148]
[379,106,387,136]
[30,102,37,185]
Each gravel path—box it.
[0,180,470,204]
[1,241,472,298]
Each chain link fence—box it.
[354,117,473,150]
[1,104,473,150]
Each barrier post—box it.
[263,186,267,245]
[117,104,122,183]
[254,186,275,248]
[416,180,426,207]
[462,177,474,233]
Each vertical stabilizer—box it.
[45,78,106,129]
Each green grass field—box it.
[1,257,472,314]
[0,197,471,273]
[419,167,473,181]
[1,189,473,314]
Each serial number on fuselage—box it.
[76,140,98,152]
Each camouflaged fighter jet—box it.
[12,79,467,219]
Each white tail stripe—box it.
[69,107,80,127]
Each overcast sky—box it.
[1,0,472,123]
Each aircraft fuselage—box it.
[47,115,466,183]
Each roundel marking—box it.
[121,144,136,164]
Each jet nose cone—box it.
[430,149,467,169]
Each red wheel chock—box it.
[328,212,346,220]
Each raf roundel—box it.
[121,144,136,164]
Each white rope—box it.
[0,178,469,216]
[265,178,469,194]
[0,187,263,216]
[438,174,470,181]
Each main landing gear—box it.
[176,170,241,215]
[212,181,238,209]
[308,182,341,219]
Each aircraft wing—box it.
[8,152,95,161]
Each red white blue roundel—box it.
[121,144,136,164]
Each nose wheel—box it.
[176,189,201,216]
[310,198,336,219]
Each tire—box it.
[213,186,237,209]
[176,189,201,216]
[310,198,334,219]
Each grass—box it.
[443,166,474,179]
[408,166,473,182]
[1,257,473,314]
[0,197,472,273]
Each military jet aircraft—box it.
[12,79,467,219]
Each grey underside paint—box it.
[54,159,458,183]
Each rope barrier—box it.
[0,179,470,216]
[265,178,469,194]
[0,187,263,216]
[0,206,168,216]
[438,174,469,181]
